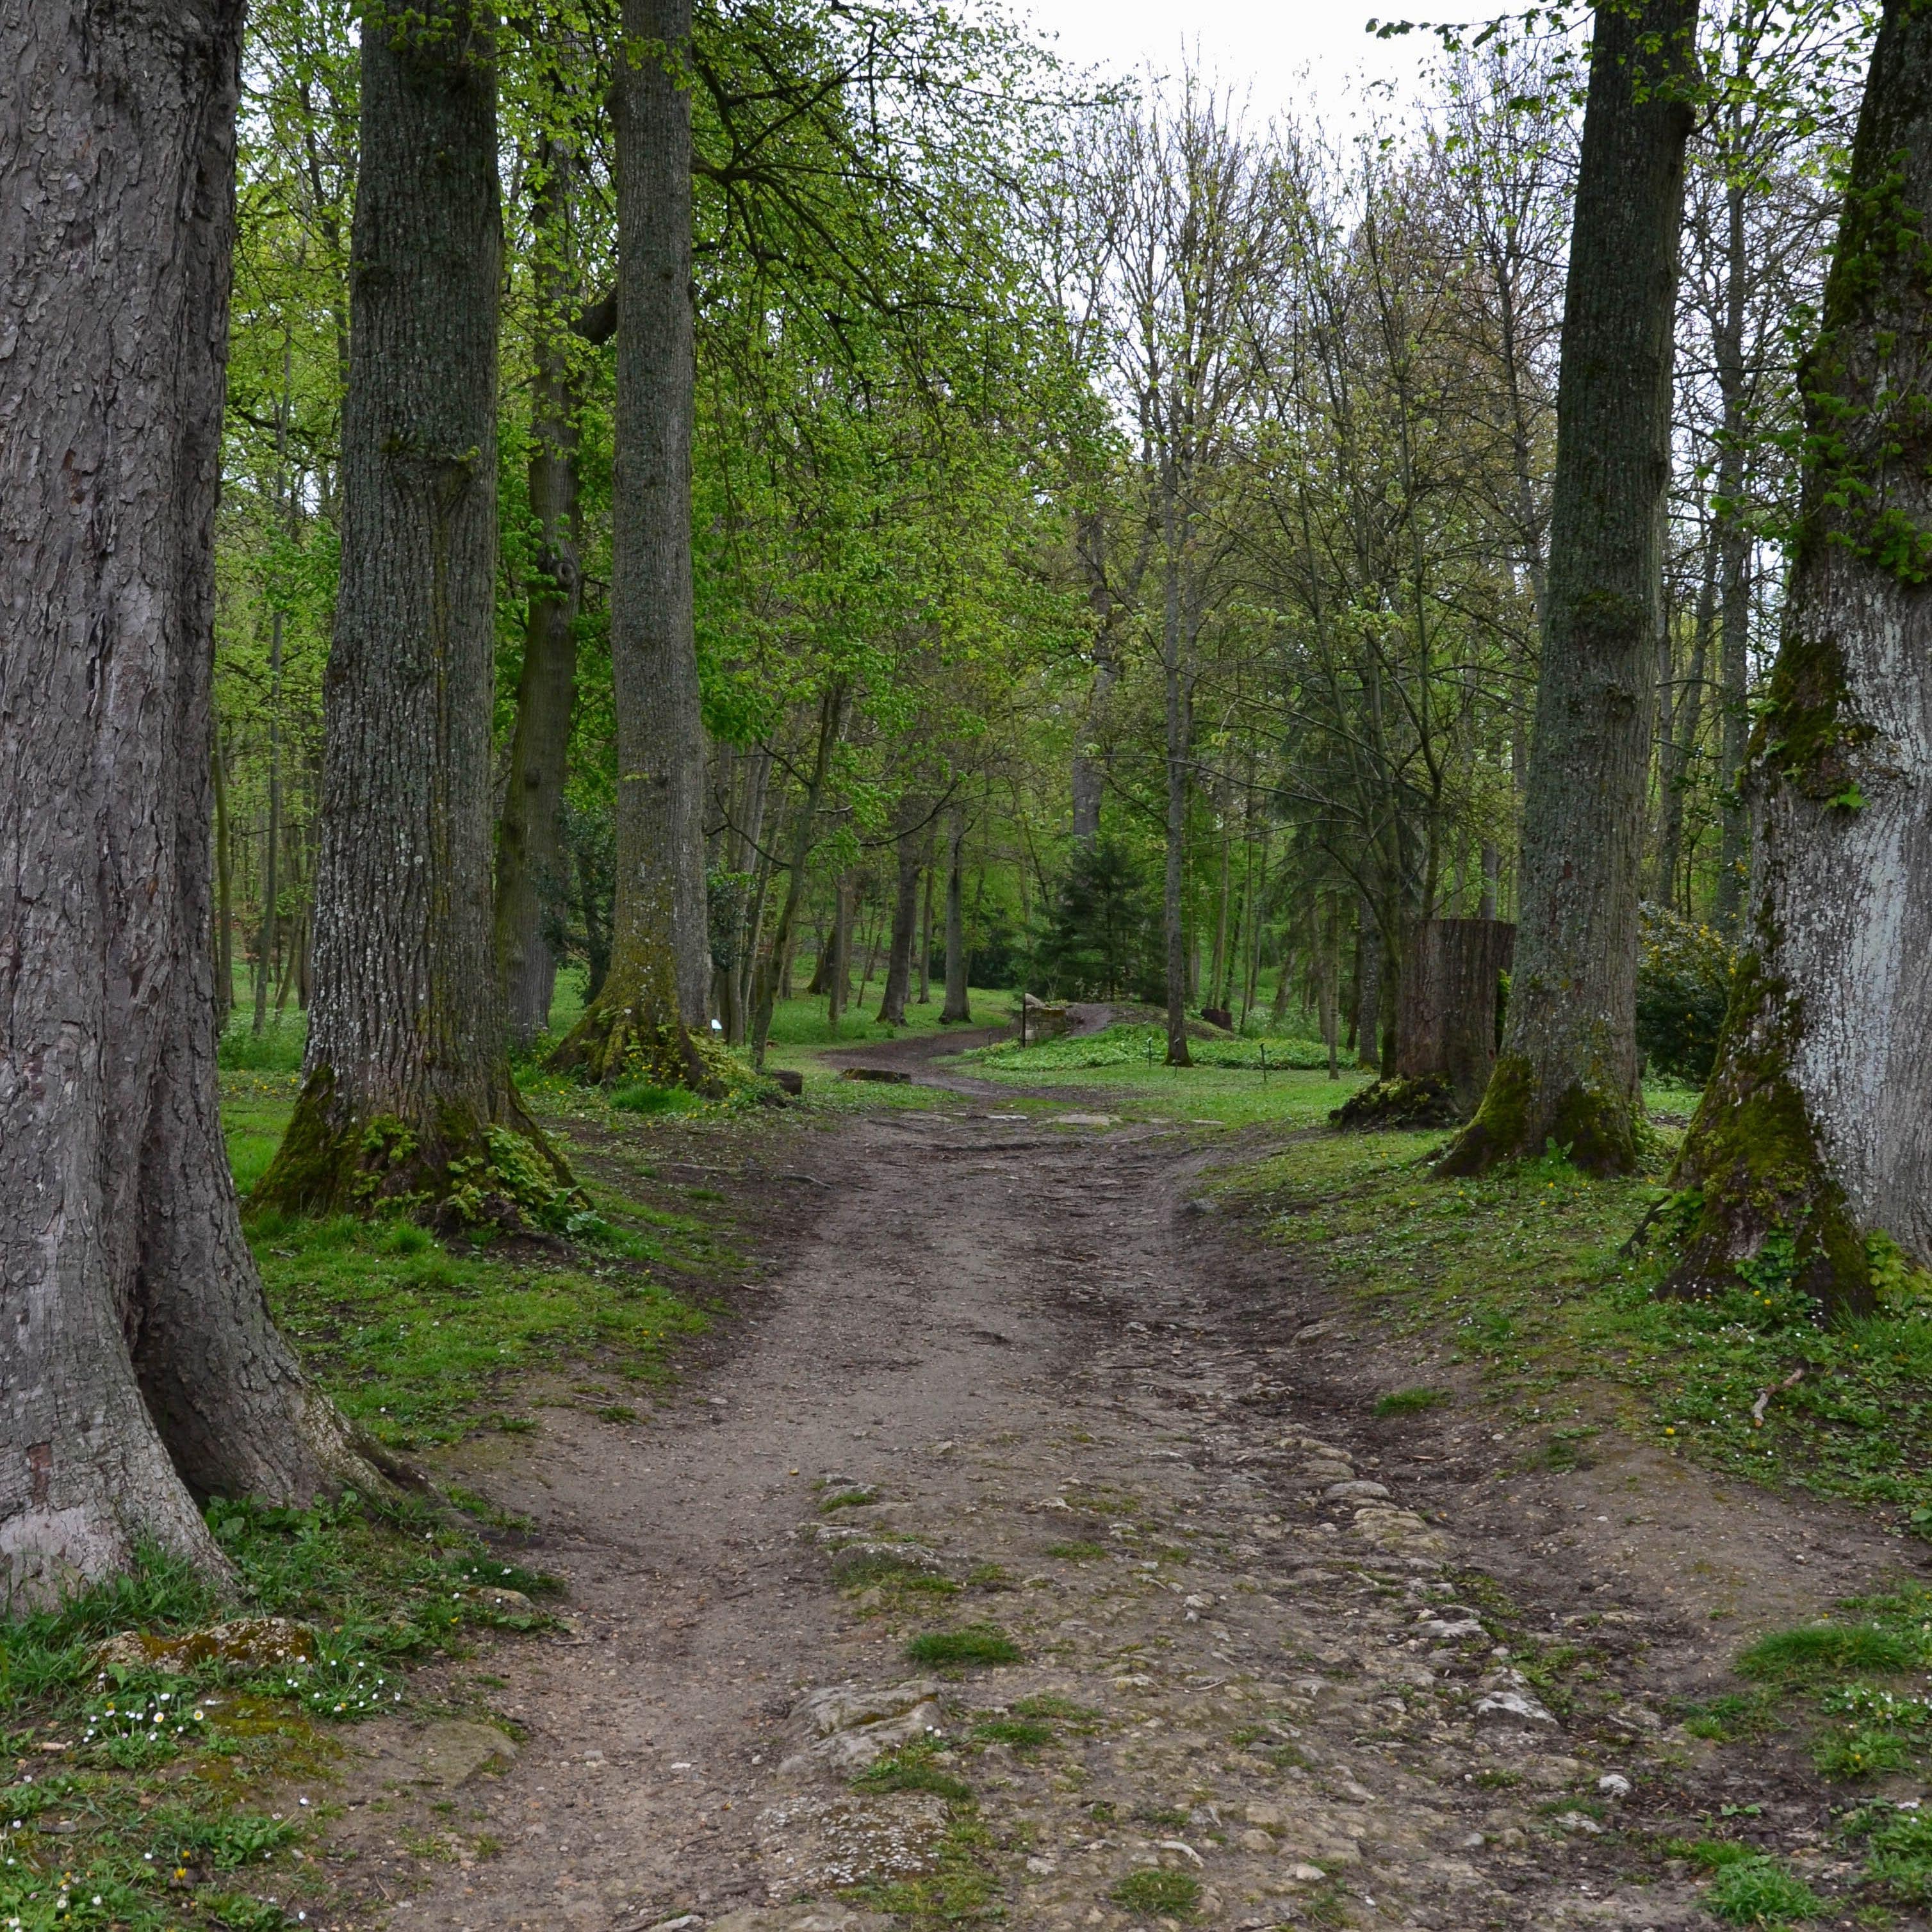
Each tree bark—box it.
[1161,544,1193,1068]
[1655,528,1715,906]
[941,805,972,1024]
[750,684,847,1068]
[1443,0,1698,1177]
[213,738,236,1035]
[1666,0,1932,1313]
[1071,512,1117,845]
[1355,898,1382,1069]
[878,799,925,1026]
[553,0,710,1081]
[826,872,853,1031]
[1395,920,1518,1113]
[496,131,584,1048]
[1712,170,1754,929]
[0,0,388,1599]
[260,1,563,1215]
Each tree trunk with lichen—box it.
[1665,0,1932,1314]
[0,0,394,1601]
[259,1,567,1219]
[549,0,712,1088]
[1441,0,1697,1178]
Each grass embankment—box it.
[1225,1104,1932,1915]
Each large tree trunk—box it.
[0,0,385,1600]
[941,805,972,1024]
[1666,0,1932,1313]
[259,0,561,1215]
[553,0,710,1083]
[496,133,584,1048]
[1443,0,1697,1177]
[878,799,925,1026]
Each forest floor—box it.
[17,1020,1932,1932]
[270,1031,1932,1932]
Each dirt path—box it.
[326,1077,1927,1932]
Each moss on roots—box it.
[1662,947,1874,1316]
[252,1066,578,1231]
[1434,1052,1642,1179]
[546,978,720,1095]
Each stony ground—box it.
[306,1052,1931,1932]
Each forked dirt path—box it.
[331,1067,1929,1932]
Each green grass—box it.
[0,1501,553,1932]
[972,1019,1334,1073]
[1375,1386,1453,1416]
[1702,1853,1828,1924]
[970,1717,1052,1753]
[1737,1623,1923,1686]
[1224,1123,1932,1538]
[1110,1867,1201,1916]
[246,1208,710,1450]
[961,1052,1370,1129]
[904,1625,1023,1669]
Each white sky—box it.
[1013,0,1441,130]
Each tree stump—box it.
[1395,919,1516,1114]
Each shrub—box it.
[1636,902,1735,1083]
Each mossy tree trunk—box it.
[552,0,711,1085]
[1441,0,1698,1178]
[259,1,565,1216]
[0,0,391,1600]
[1667,0,1932,1314]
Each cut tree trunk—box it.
[552,0,710,1083]
[259,0,566,1216]
[1394,919,1517,1114]
[496,130,585,1049]
[878,799,925,1026]
[0,0,386,1600]
[1666,0,1932,1314]
[1442,0,1698,1177]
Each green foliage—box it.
[1035,840,1163,1001]
[1636,904,1736,1083]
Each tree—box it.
[550,0,714,1086]
[1666,0,1932,1312]
[1441,0,1700,1177]
[258,0,564,1213]
[495,57,600,1047]
[0,0,382,1598]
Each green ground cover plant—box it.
[1225,1125,1932,1537]
[0,1502,555,1932]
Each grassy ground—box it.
[1217,1097,1932,1906]
[0,994,747,1932]
[954,1020,1369,1128]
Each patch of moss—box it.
[1664,943,1873,1316]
